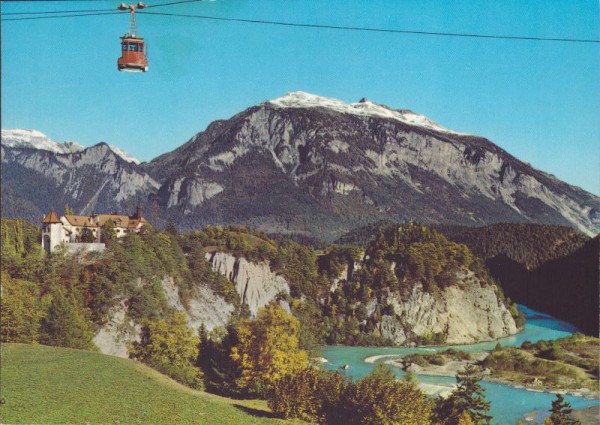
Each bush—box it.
[0,272,45,343]
[269,367,347,423]
[539,346,565,361]
[270,364,432,425]
[334,364,433,425]
[129,312,203,389]
[40,289,95,350]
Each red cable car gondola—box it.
[117,2,149,72]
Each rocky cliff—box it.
[144,92,599,239]
[1,141,158,222]
[94,276,236,358]
[378,278,518,345]
[201,249,517,346]
[4,92,599,240]
[160,276,235,331]
[204,252,290,317]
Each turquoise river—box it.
[321,305,599,424]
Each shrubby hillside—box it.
[1,219,520,352]
[336,222,588,270]
[336,221,598,336]
[1,219,583,425]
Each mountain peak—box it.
[1,128,85,154]
[1,128,140,164]
[266,91,466,135]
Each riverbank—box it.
[321,305,599,425]
[387,351,488,377]
[485,375,599,400]
[385,349,599,401]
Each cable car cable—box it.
[2,11,124,21]
[2,8,117,15]
[1,0,204,15]
[2,5,599,44]
[137,11,600,44]
[146,0,206,9]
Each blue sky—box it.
[2,0,599,194]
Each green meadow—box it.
[0,343,301,424]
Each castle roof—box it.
[62,213,149,229]
[94,214,147,228]
[42,210,61,224]
[64,215,96,227]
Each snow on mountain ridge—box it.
[267,91,467,135]
[1,129,85,154]
[108,145,141,165]
[1,129,140,164]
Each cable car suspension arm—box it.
[117,2,147,37]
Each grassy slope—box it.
[484,335,600,392]
[1,344,301,425]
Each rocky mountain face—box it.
[3,93,599,240]
[144,92,599,240]
[378,278,517,345]
[1,137,158,223]
[205,252,290,317]
[94,274,237,358]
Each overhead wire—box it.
[137,11,600,44]
[1,0,204,16]
[1,2,599,44]
[2,10,124,20]
[3,8,118,16]
[1,0,113,2]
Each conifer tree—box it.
[40,289,95,350]
[433,363,492,425]
[458,411,475,425]
[547,394,580,425]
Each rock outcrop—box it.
[4,93,599,239]
[94,276,236,358]
[1,141,158,222]
[379,280,517,345]
[205,252,290,317]
[161,276,234,332]
[93,301,141,358]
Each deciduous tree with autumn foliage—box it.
[231,303,308,395]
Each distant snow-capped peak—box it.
[267,91,467,135]
[1,129,140,164]
[107,144,141,164]
[1,129,85,154]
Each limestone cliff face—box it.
[93,301,140,358]
[161,276,234,332]
[145,92,600,239]
[377,276,518,346]
[93,253,290,358]
[94,276,236,358]
[205,252,290,317]
[1,142,158,222]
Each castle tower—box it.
[41,210,63,254]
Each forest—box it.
[1,218,591,424]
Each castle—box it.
[41,207,148,253]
